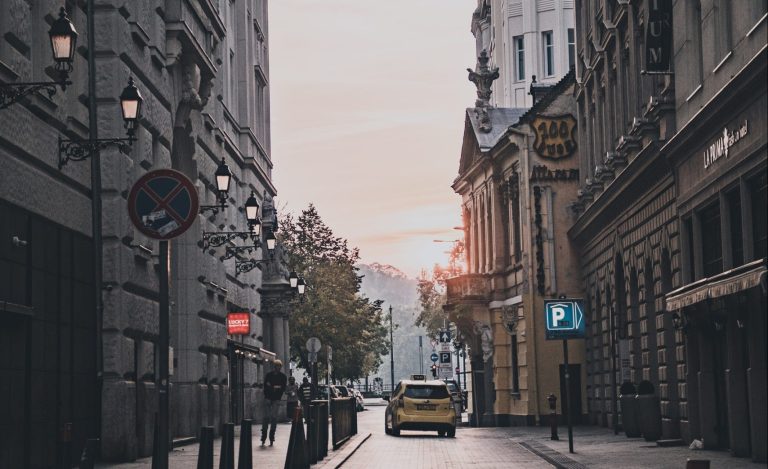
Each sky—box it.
[269,0,477,278]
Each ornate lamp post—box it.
[200,158,233,215]
[0,8,77,109]
[58,77,144,169]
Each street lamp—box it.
[58,77,143,169]
[0,8,76,109]
[265,230,277,251]
[200,158,233,215]
[297,277,306,295]
[288,271,299,288]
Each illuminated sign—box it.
[227,312,250,335]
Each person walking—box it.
[261,359,287,446]
[285,376,299,420]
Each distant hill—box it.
[357,263,434,390]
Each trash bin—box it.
[635,380,662,441]
[619,382,641,438]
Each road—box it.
[346,404,551,469]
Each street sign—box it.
[127,169,199,240]
[308,352,318,363]
[430,338,438,349]
[306,337,321,353]
[544,299,586,340]
[439,330,452,343]
[439,352,451,365]
[430,352,439,363]
[438,367,452,379]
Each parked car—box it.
[442,379,465,411]
[317,384,340,400]
[334,385,351,397]
[384,379,456,437]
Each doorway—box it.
[559,364,582,424]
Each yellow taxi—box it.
[384,376,456,437]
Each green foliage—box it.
[415,240,465,338]
[279,205,390,382]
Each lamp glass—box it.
[297,278,306,294]
[215,158,232,193]
[289,271,298,288]
[266,233,276,251]
[48,8,78,63]
[245,192,259,222]
[249,218,261,236]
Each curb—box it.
[315,432,372,469]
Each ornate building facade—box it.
[472,0,576,108]
[446,47,586,426]
[0,1,290,466]
[569,0,766,462]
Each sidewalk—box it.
[96,422,293,469]
[506,425,767,469]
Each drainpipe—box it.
[87,0,104,440]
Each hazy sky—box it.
[269,0,477,278]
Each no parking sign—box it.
[127,169,199,239]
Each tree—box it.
[415,240,465,338]
[279,205,390,382]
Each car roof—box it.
[399,379,448,387]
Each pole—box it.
[86,0,103,442]
[418,336,423,374]
[389,306,394,392]
[563,339,573,454]
[157,241,170,468]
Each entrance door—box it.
[712,325,730,448]
[560,364,582,424]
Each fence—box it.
[330,397,357,450]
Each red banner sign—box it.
[227,312,250,335]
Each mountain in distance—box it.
[357,263,433,390]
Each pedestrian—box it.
[261,359,287,446]
[298,376,314,406]
[286,376,299,420]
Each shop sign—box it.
[227,312,250,335]
[531,115,577,159]
[645,0,673,72]
[703,120,748,170]
[530,165,579,182]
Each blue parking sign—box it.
[544,299,586,340]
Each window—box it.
[543,31,555,77]
[403,385,450,399]
[514,36,525,81]
[683,217,695,282]
[568,28,576,70]
[727,190,744,266]
[700,202,723,277]
[752,171,768,260]
[511,335,520,393]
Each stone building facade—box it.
[0,1,290,466]
[446,47,586,425]
[569,0,766,462]
[472,0,576,108]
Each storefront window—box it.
[701,202,723,277]
[751,172,767,260]
[727,189,744,266]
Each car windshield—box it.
[336,387,349,397]
[444,381,458,393]
[404,385,450,399]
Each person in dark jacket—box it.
[261,359,287,446]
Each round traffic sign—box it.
[430,352,439,362]
[306,337,321,353]
[127,169,199,240]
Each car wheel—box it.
[447,426,456,438]
[385,412,392,435]
[437,430,446,437]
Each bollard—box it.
[547,393,559,441]
[78,438,99,469]
[686,460,710,469]
[307,403,317,464]
[284,406,309,469]
[237,420,253,469]
[197,426,214,469]
[219,423,235,469]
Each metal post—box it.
[418,336,423,374]
[87,0,104,442]
[563,339,573,454]
[157,240,170,468]
[389,306,394,391]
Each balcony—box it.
[446,274,490,304]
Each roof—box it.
[398,379,449,387]
[466,107,529,151]
[515,68,576,127]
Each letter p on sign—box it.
[552,306,566,327]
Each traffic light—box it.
[430,364,437,378]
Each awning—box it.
[228,339,276,362]
[666,259,767,311]
[0,300,35,318]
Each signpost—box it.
[544,299,586,454]
[128,169,198,469]
[430,352,439,363]
[307,337,321,399]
